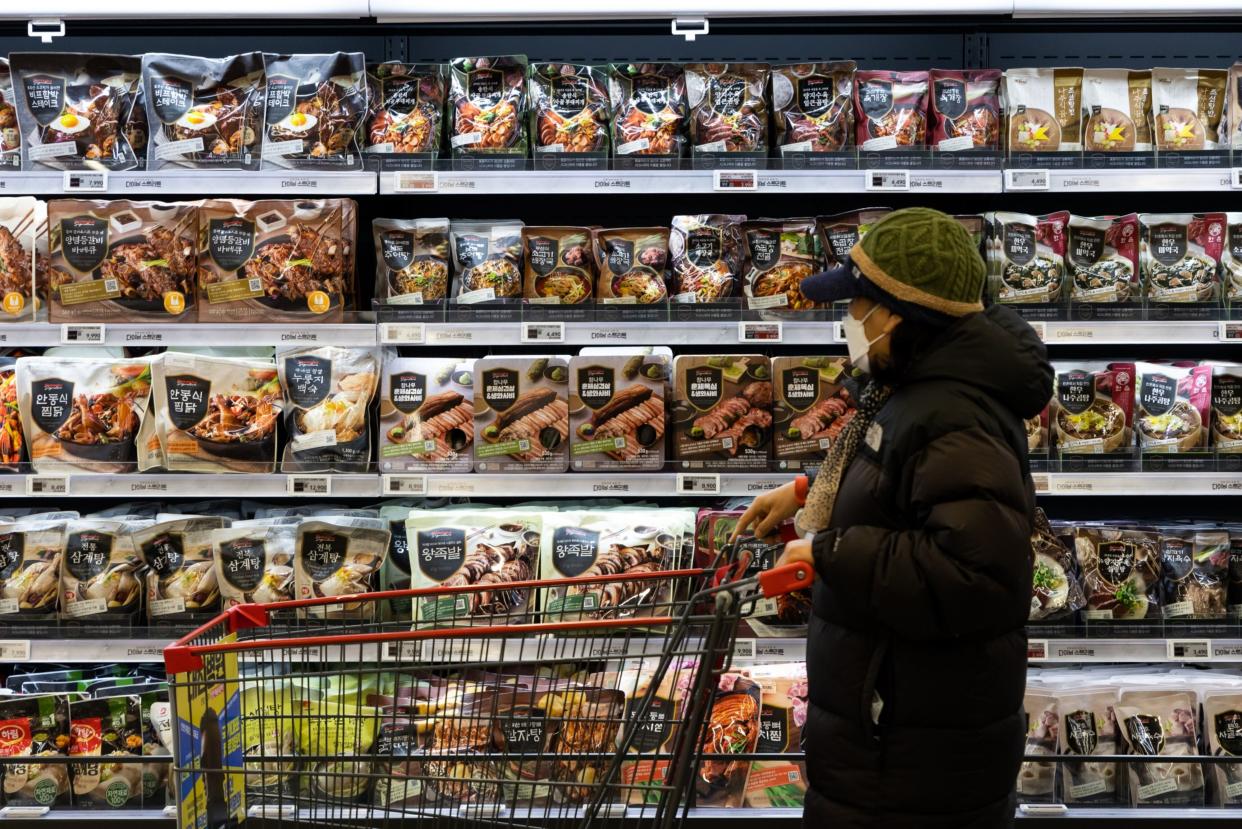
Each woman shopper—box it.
[734,207,1052,829]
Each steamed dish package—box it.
[696,672,761,807]
[133,514,228,625]
[59,518,145,623]
[743,664,808,808]
[261,52,367,170]
[608,63,687,159]
[381,356,475,474]
[293,515,389,620]
[278,346,378,474]
[213,520,297,609]
[771,62,855,154]
[449,56,528,158]
[530,63,610,155]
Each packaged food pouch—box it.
[608,63,687,159]
[929,68,1002,152]
[0,517,67,623]
[473,356,569,474]
[669,214,745,303]
[771,356,856,472]
[0,196,38,320]
[1212,363,1242,453]
[817,208,891,270]
[59,518,146,623]
[854,70,928,151]
[696,672,761,807]
[0,58,19,170]
[1152,67,1228,151]
[569,352,667,472]
[685,63,769,153]
[1051,362,1135,455]
[1017,690,1057,802]
[1056,688,1121,804]
[522,226,596,305]
[1223,214,1242,305]
[378,503,412,621]
[293,515,389,620]
[1159,528,1229,620]
[1029,508,1086,622]
[1135,361,1212,453]
[1005,67,1084,153]
[1204,689,1242,804]
[239,678,299,797]
[529,62,609,155]
[261,52,367,170]
[771,62,855,154]
[135,685,171,807]
[1140,212,1224,302]
[380,356,474,474]
[365,62,447,158]
[213,520,297,609]
[742,663,808,808]
[543,686,627,808]
[295,700,381,804]
[1116,689,1205,806]
[373,217,450,304]
[0,693,71,807]
[741,219,820,312]
[989,211,1068,304]
[1067,213,1140,302]
[68,693,143,809]
[448,55,528,157]
[593,227,669,304]
[672,355,772,472]
[449,218,524,301]
[278,346,379,474]
[1072,525,1160,620]
[133,515,228,625]
[1082,69,1152,152]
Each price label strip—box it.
[63,170,108,192]
[864,170,909,192]
[1003,168,1050,191]
[1221,322,1242,341]
[286,475,331,495]
[380,323,426,344]
[1231,168,1242,189]
[26,475,69,496]
[732,638,756,660]
[520,321,565,343]
[675,473,721,495]
[738,321,782,343]
[1167,639,1212,661]
[60,323,105,344]
[393,171,438,193]
[0,640,31,661]
[1026,639,1049,660]
[382,474,427,496]
[713,170,758,191]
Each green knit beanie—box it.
[849,207,985,317]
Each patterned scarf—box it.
[795,381,894,536]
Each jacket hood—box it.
[903,303,1053,419]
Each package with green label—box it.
[380,356,475,474]
[0,693,70,807]
[294,699,381,804]
[0,516,68,623]
[58,518,147,623]
[1204,689,1242,805]
[239,679,300,798]
[67,693,143,809]
[0,197,39,321]
[293,515,388,620]
[474,356,569,474]
[771,356,856,472]
[1116,689,1204,806]
[1139,212,1224,303]
[278,346,379,473]
[133,514,228,625]
[672,354,771,472]
[212,519,297,609]
[696,672,761,807]
[405,509,541,626]
[743,663,807,808]
[569,352,666,472]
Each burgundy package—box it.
[854,70,928,151]
[929,68,1001,152]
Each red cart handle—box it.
[758,562,815,597]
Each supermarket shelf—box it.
[374,0,1012,21]
[1034,473,1242,496]
[1027,638,1242,664]
[1033,320,1236,345]
[1011,166,1240,193]
[0,638,169,663]
[381,472,793,497]
[0,322,377,348]
[8,473,379,498]
[0,169,376,196]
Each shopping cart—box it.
[163,558,813,829]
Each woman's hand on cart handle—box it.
[732,478,805,542]
[761,538,818,596]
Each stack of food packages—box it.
[0,665,170,810]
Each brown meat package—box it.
[380,356,474,474]
[772,356,856,471]
[696,672,762,807]
[474,356,569,474]
[673,355,771,472]
[569,352,667,472]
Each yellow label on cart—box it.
[173,632,245,829]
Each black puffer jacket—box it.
[804,304,1052,829]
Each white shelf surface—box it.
[1033,320,1235,345]
[1,322,376,348]
[0,169,377,196]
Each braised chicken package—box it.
[592,227,669,304]
[373,217,450,304]
[212,520,297,610]
[608,63,687,161]
[1017,690,1058,802]
[669,214,745,303]
[365,62,447,161]
[741,219,820,313]
[1005,67,1084,154]
[743,664,808,809]
[1051,362,1136,455]
[293,515,389,620]
[47,199,197,323]
[0,694,71,807]
[474,356,569,474]
[0,517,68,623]
[853,70,928,151]
[449,219,524,301]
[380,356,474,474]
[448,56,528,159]
[696,672,761,807]
[1082,69,1153,152]
[1055,688,1122,804]
[988,210,1068,304]
[569,352,667,472]
[0,58,19,170]
[261,52,367,170]
[58,518,147,623]
[673,355,772,472]
[1159,528,1229,620]
[1203,690,1242,805]
[67,693,144,810]
[1117,689,1205,806]
[929,68,1002,152]
[0,196,39,320]
[1152,67,1228,152]
[522,226,596,305]
[142,52,265,171]
[772,356,857,472]
[1067,213,1141,303]
[1139,212,1224,303]
[133,514,229,625]
[771,62,855,155]
[1072,525,1161,621]
[530,63,610,156]
[278,346,378,474]
[1135,361,1212,453]
[685,63,770,155]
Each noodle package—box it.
[522,226,595,305]
[772,62,855,155]
[449,219,523,301]
[372,217,450,304]
[608,63,687,161]
[278,346,379,474]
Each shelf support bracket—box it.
[27,19,65,43]
[672,17,709,41]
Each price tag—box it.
[0,640,31,661]
[1231,168,1242,189]
[864,169,909,192]
[833,321,845,343]
[383,474,427,496]
[286,475,331,495]
[738,321,782,343]
[1220,322,1242,341]
[1018,805,1067,817]
[520,322,565,343]
[394,172,438,193]
[60,323,105,344]
[1031,474,1050,494]
[732,638,756,660]
[713,170,758,191]
[1027,639,1048,660]
[26,475,68,496]
[380,323,426,344]
[676,473,721,495]
[1167,639,1211,660]
[63,170,108,192]
[1004,168,1050,191]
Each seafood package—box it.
[1159,528,1229,620]
[141,52,265,171]
[0,58,18,169]
[474,356,569,474]
[988,211,1068,304]
[522,226,596,305]
[696,672,761,807]
[1203,690,1242,805]
[771,62,855,154]
[817,208,891,270]
[1135,361,1212,453]
[373,217,450,304]
[1018,690,1058,802]
[1225,214,1242,305]
[449,219,524,301]
[0,694,71,807]
[261,53,367,170]
[47,199,197,323]
[772,356,857,472]
[743,664,808,809]
[673,355,772,472]
[929,68,1002,152]
[1116,689,1205,806]
[685,63,769,154]
[294,515,389,620]
[67,694,144,809]
[1152,67,1227,152]
[365,62,447,160]
[17,356,153,473]
[1051,363,1136,454]
[741,219,819,312]
[608,63,687,160]
[0,196,39,320]
[0,517,68,622]
[448,56,528,158]
[1082,69,1153,152]
[1067,213,1141,303]
[1056,688,1122,804]
[278,346,379,474]
[213,520,297,609]
[569,352,668,472]
[1140,212,1224,303]
[1029,510,1085,622]
[10,53,142,171]
[592,227,669,304]
[152,352,282,473]
[853,70,928,151]
[59,518,146,623]
[1005,67,1084,154]
[133,514,229,625]
[1072,525,1160,620]
[405,509,541,626]
[197,198,347,322]
[1213,363,1242,452]
[530,63,610,155]
[380,356,474,474]
[669,214,745,303]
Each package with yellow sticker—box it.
[294,700,381,804]
[0,197,39,321]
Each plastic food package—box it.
[449,219,524,301]
[0,516,68,622]
[1067,213,1140,303]
[740,219,820,312]
[1051,362,1135,454]
[685,63,769,153]
[989,211,1068,304]
[854,70,928,151]
[1029,508,1085,622]
[261,52,367,170]
[672,355,772,472]
[365,62,447,158]
[607,63,687,159]
[58,517,147,623]
[373,217,450,304]
[1055,687,1122,804]
[380,356,475,474]
[1135,361,1212,453]
[0,694,71,807]
[592,227,669,304]
[771,62,855,154]
[212,519,297,609]
[278,346,379,474]
[929,68,1002,152]
[1082,69,1152,152]
[67,694,144,809]
[1203,690,1242,805]
[695,672,761,807]
[569,352,667,472]
[133,514,229,625]
[1158,527,1229,620]
[1072,525,1160,621]
[448,56,528,157]
[771,356,856,472]
[0,58,19,170]
[293,515,389,620]
[669,214,745,303]
[1212,363,1242,453]
[743,663,808,808]
[1139,212,1224,303]
[473,356,570,474]
[1004,67,1084,153]
[0,196,40,320]
[1223,214,1242,305]
[817,208,891,270]
[1017,690,1058,802]
[522,226,596,305]
[529,62,610,155]
[1151,67,1227,151]
[1116,689,1205,806]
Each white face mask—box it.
[843,304,888,375]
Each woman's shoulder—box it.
[876,379,1018,459]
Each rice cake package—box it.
[522,226,596,305]
[381,356,474,474]
[133,515,228,625]
[772,356,856,472]
[1116,689,1204,806]
[741,219,819,312]
[59,518,145,623]
[854,70,928,151]
[278,346,378,474]
[1056,688,1122,804]
[669,214,745,303]
[1135,361,1212,452]
[1213,363,1242,453]
[673,355,772,472]
[1067,213,1140,303]
[1082,69,1153,152]
[0,517,67,623]
[1140,212,1224,302]
[1152,67,1227,151]
[1051,362,1135,454]
[1029,509,1085,622]
[0,196,39,320]
[448,56,528,159]
[1005,67,1084,154]
[1017,690,1058,802]
[17,355,153,473]
[771,62,855,154]
[817,208,891,270]
[0,694,71,807]
[261,52,366,170]
[474,356,569,474]
[989,211,1068,304]
[742,664,808,809]
[929,68,1002,152]
[293,516,389,620]
[1159,528,1229,620]
[365,62,447,159]
[67,693,143,810]
[592,227,669,304]
[0,58,19,170]
[608,63,687,160]
[213,520,296,609]
[696,672,761,807]
[530,62,610,155]
[48,199,197,323]
[1204,690,1242,805]
[373,217,450,304]
[569,352,667,472]
[685,63,769,154]
[142,52,265,171]
[449,219,524,301]
[1072,525,1160,620]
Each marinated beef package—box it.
[141,52,265,171]
[1224,214,1242,305]
[133,514,228,625]
[0,58,19,170]
[1116,689,1205,806]
[405,509,541,626]
[530,63,610,156]
[669,214,745,303]
[1135,361,1212,453]
[685,63,769,154]
[10,53,141,171]
[1067,213,1141,303]
[696,672,761,807]
[197,198,347,322]
[0,196,39,320]
[47,199,197,323]
[1072,525,1160,620]
[59,518,145,623]
[817,208,891,270]
[741,219,820,312]
[373,217,450,304]
[1005,67,1084,154]
[1082,69,1153,152]
[380,356,474,474]
[0,517,67,623]
[17,356,152,474]
[67,693,143,810]
[1029,508,1085,622]
[474,356,569,474]
[1204,690,1242,805]
[569,352,667,472]
[278,346,379,474]
[1152,67,1228,152]
[989,211,1068,304]
[1159,528,1229,620]
[771,356,857,472]
[742,664,808,809]
[522,226,596,305]
[854,70,928,151]
[449,219,524,301]
[1017,690,1058,802]
[212,520,297,609]
[293,515,389,620]
[608,63,687,161]
[448,56,528,158]
[1213,363,1242,453]
[1140,212,1224,303]
[593,227,669,304]
[1056,688,1122,804]
[365,62,447,160]
[261,52,367,170]
[0,694,71,807]
[929,68,1002,152]
[771,62,855,155]
[673,355,772,472]
[1051,363,1135,455]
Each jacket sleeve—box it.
[812,426,1033,642]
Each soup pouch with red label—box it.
[1135,361,1212,452]
[68,694,143,809]
[854,70,928,151]
[929,68,1001,152]
[1067,213,1140,302]
[1140,212,1224,302]
[1051,362,1135,454]
[0,693,71,807]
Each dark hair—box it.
[871,316,947,385]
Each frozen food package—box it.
[1067,213,1140,302]
[59,518,145,623]
[0,196,39,320]
[473,356,569,474]
[1005,67,1084,153]
[529,62,610,155]
[1140,212,1224,303]
[817,208,891,270]
[1029,508,1085,622]
[1082,69,1152,152]
[673,355,772,472]
[741,219,820,312]
[153,352,282,473]
[0,517,67,623]
[1116,689,1204,806]
[67,693,143,809]
[1051,363,1135,454]
[261,52,367,170]
[295,699,380,804]
[10,52,141,171]
[854,70,929,151]
[239,678,299,797]
[133,514,228,625]
[771,62,855,154]
[771,356,856,472]
[1159,528,1229,620]
[197,198,346,322]
[47,199,197,323]
[449,219,524,301]
[929,68,1002,152]
[1224,214,1242,305]
[1135,361,1212,453]
[17,355,152,473]
[742,664,808,809]
[293,515,389,620]
[213,520,297,609]
[1203,690,1242,805]
[696,672,761,807]
[522,226,596,305]
[142,52,265,171]
[278,346,378,474]
[1152,67,1227,151]
[569,352,667,472]
[380,356,474,474]
[1213,363,1242,453]
[685,63,769,153]
[373,217,450,304]
[378,503,412,621]
[608,63,687,159]
[593,227,669,304]
[0,58,19,170]
[1056,688,1122,804]
[989,211,1068,304]
[365,62,447,158]
[448,55,528,157]
[1017,690,1057,802]
[669,214,745,303]
[0,694,71,807]
[1072,525,1160,620]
